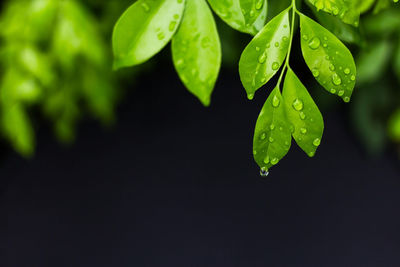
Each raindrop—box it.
[272,62,280,70]
[344,97,350,102]
[255,0,264,10]
[292,98,304,111]
[308,37,321,50]
[270,124,275,130]
[141,2,150,12]
[258,53,266,64]
[312,69,320,78]
[260,167,269,177]
[271,158,279,165]
[272,95,280,107]
[269,136,274,143]
[338,90,344,96]
[300,128,307,134]
[260,133,266,140]
[350,75,356,81]
[255,46,260,52]
[300,112,306,120]
[247,93,254,100]
[332,73,342,85]
[344,68,351,75]
[169,21,177,32]
[313,138,321,146]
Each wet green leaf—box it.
[253,87,292,170]
[112,0,185,69]
[283,69,324,157]
[172,0,221,106]
[307,0,359,26]
[239,9,290,99]
[207,0,267,35]
[300,14,356,102]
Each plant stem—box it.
[277,0,297,89]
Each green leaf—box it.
[253,87,292,170]
[112,0,185,69]
[307,0,359,26]
[171,0,221,106]
[388,109,400,142]
[239,9,290,99]
[282,69,324,157]
[356,40,392,85]
[2,104,35,157]
[207,0,268,35]
[300,14,356,102]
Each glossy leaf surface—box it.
[253,87,291,170]
[283,69,324,157]
[239,9,290,99]
[300,14,356,102]
[172,0,221,106]
[307,0,359,26]
[207,0,267,35]
[112,0,185,69]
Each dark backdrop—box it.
[1,63,400,266]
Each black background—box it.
[1,65,400,266]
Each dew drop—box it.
[258,53,266,64]
[269,136,274,143]
[141,2,150,12]
[312,69,320,78]
[271,158,279,165]
[308,37,321,50]
[255,46,260,52]
[274,42,279,47]
[292,98,304,111]
[247,93,254,100]
[338,90,344,96]
[330,88,336,94]
[272,95,280,107]
[272,62,280,70]
[255,0,264,10]
[260,133,266,140]
[350,75,356,81]
[270,124,275,130]
[344,68,351,75]
[332,73,342,85]
[260,167,269,177]
[300,128,307,134]
[169,21,177,32]
[300,112,306,120]
[313,138,321,146]
[263,156,270,164]
[344,96,350,102]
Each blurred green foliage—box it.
[0,0,121,156]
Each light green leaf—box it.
[300,14,356,102]
[2,104,35,157]
[307,0,359,26]
[171,0,221,106]
[394,41,400,79]
[388,109,400,142]
[283,69,324,157]
[239,9,290,99]
[112,0,185,69]
[207,0,267,35]
[253,87,292,170]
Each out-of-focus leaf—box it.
[388,109,400,142]
[356,40,392,85]
[363,8,400,36]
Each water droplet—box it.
[344,96,350,102]
[270,124,275,130]
[308,37,321,50]
[255,0,264,10]
[269,136,274,143]
[255,46,260,52]
[332,73,342,85]
[302,34,309,40]
[260,77,266,83]
[271,158,279,165]
[313,138,321,146]
[260,167,269,177]
[330,88,336,94]
[201,37,211,48]
[274,42,279,47]
[249,10,255,17]
[300,128,307,134]
[329,64,335,71]
[308,151,315,157]
[176,59,185,68]
[292,98,304,111]
[247,93,254,100]
[169,21,177,32]
[312,69,320,78]
[344,68,351,75]
[300,112,306,120]
[260,133,266,140]
[282,36,288,42]
[258,53,266,64]
[157,32,165,40]
[350,75,356,81]
[272,62,280,70]
[141,2,150,12]
[263,156,270,164]
[338,90,344,96]
[173,14,180,20]
[272,95,280,107]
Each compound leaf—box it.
[172,0,221,106]
[112,0,185,69]
[253,87,292,170]
[239,9,290,99]
[283,69,324,157]
[207,0,267,35]
[300,14,356,102]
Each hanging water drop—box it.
[313,138,321,146]
[260,167,269,177]
[332,73,342,85]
